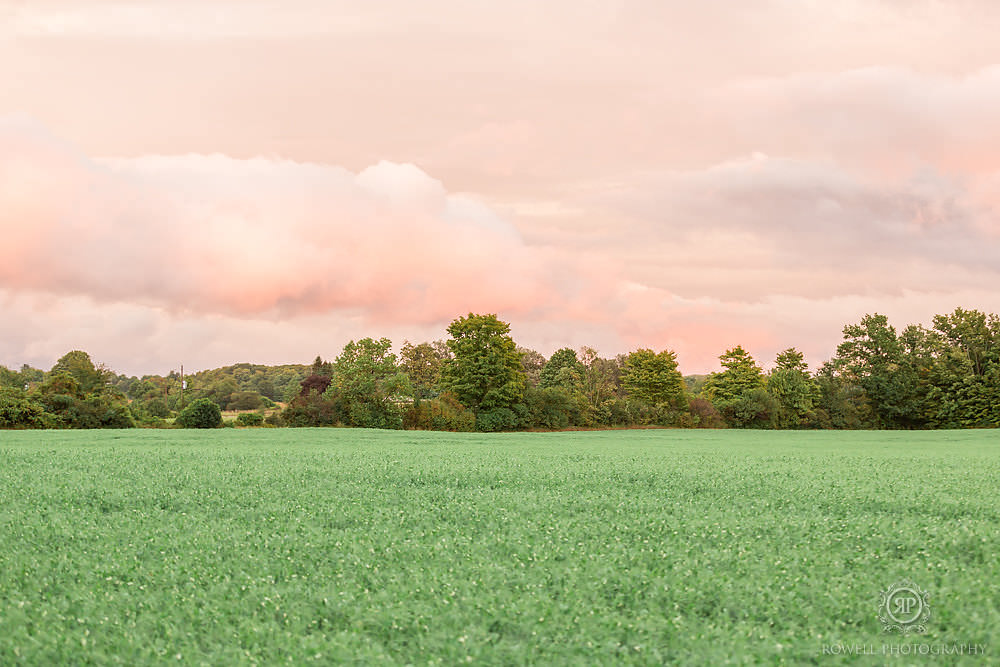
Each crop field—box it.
[1,429,998,665]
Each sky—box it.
[3,0,1000,376]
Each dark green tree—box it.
[704,346,769,427]
[767,348,818,428]
[834,314,930,428]
[704,346,765,403]
[539,348,585,391]
[440,313,527,429]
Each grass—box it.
[0,429,998,665]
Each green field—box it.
[1,429,998,665]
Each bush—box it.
[523,386,572,430]
[688,398,726,428]
[142,397,172,418]
[0,387,49,429]
[177,398,223,429]
[403,394,475,431]
[476,407,517,432]
[237,412,265,427]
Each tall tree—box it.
[704,346,772,427]
[925,308,1000,428]
[0,366,23,389]
[50,351,109,395]
[767,348,818,428]
[328,337,410,429]
[704,346,765,403]
[835,314,929,428]
[621,348,685,407]
[440,313,527,419]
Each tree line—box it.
[2,308,998,431]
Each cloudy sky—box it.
[3,0,1000,375]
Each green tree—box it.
[834,314,930,428]
[703,346,769,427]
[704,346,765,403]
[310,356,333,378]
[924,308,1000,428]
[440,313,527,429]
[177,398,223,428]
[0,366,23,389]
[808,361,876,429]
[20,365,45,387]
[539,348,585,391]
[767,348,818,429]
[237,412,265,427]
[400,341,447,399]
[51,351,108,394]
[327,337,410,429]
[579,348,618,399]
[0,387,49,428]
[621,349,685,406]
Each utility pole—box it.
[180,364,184,407]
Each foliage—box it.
[50,351,109,395]
[226,391,265,411]
[621,348,686,408]
[474,407,519,432]
[833,314,931,428]
[440,313,527,414]
[703,346,765,403]
[0,387,50,428]
[327,337,410,429]
[403,393,476,431]
[688,397,726,428]
[518,347,547,387]
[400,341,448,399]
[237,412,265,426]
[766,348,818,429]
[807,361,876,429]
[539,348,584,391]
[703,346,768,427]
[523,386,574,429]
[5,307,1000,431]
[579,348,621,408]
[177,398,223,429]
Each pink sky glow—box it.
[3,0,1000,375]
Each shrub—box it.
[476,407,517,432]
[0,387,49,429]
[403,394,475,431]
[177,398,223,429]
[688,398,726,428]
[237,412,265,427]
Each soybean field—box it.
[1,429,998,665]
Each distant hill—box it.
[186,362,310,402]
